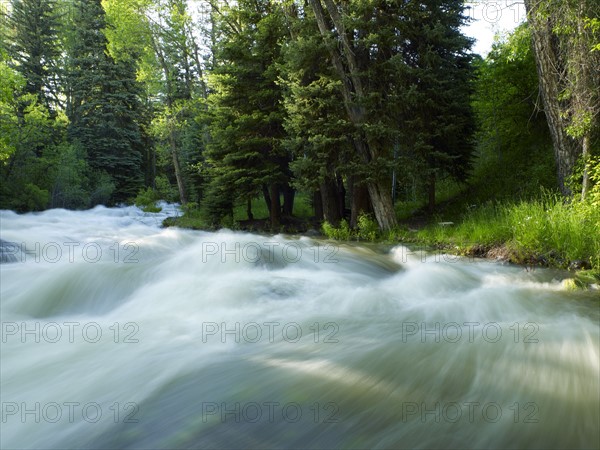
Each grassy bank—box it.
[155,189,599,275]
[323,193,600,273]
[411,195,599,270]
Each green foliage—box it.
[322,219,352,241]
[0,62,24,163]
[204,0,290,225]
[49,141,91,209]
[155,175,179,203]
[415,191,600,270]
[134,186,161,212]
[66,0,145,204]
[89,171,116,206]
[357,214,379,242]
[20,183,50,211]
[394,0,476,191]
[3,0,61,109]
[321,214,380,242]
[471,24,555,199]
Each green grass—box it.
[232,192,313,221]
[394,178,466,220]
[165,192,315,230]
[163,206,210,230]
[321,190,599,271]
[412,193,600,270]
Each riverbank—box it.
[163,194,600,290]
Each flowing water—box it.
[1,205,598,449]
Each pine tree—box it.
[4,0,61,110]
[281,6,355,226]
[205,0,291,227]
[395,0,476,209]
[66,0,144,204]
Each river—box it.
[1,205,598,449]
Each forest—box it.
[0,0,598,270]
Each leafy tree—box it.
[471,24,555,199]
[524,0,600,196]
[139,0,209,205]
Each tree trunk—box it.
[169,130,187,205]
[524,0,580,195]
[581,133,590,200]
[366,181,397,232]
[282,184,295,216]
[151,33,186,204]
[428,172,436,212]
[320,178,342,226]
[262,184,271,213]
[350,179,372,228]
[354,135,398,230]
[336,173,346,220]
[313,190,324,222]
[269,183,280,228]
[309,0,397,230]
[246,198,253,220]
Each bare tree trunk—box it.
[581,133,590,200]
[269,183,280,228]
[313,190,324,221]
[151,33,187,204]
[262,184,271,213]
[320,178,342,226]
[169,130,187,205]
[366,182,396,232]
[336,173,346,220]
[246,198,253,220]
[282,184,295,216]
[350,178,372,228]
[524,0,582,195]
[428,172,436,212]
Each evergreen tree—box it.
[293,0,475,227]
[205,0,291,227]
[395,0,476,209]
[281,5,356,226]
[3,0,61,110]
[66,0,144,204]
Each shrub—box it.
[356,214,379,241]
[134,187,162,212]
